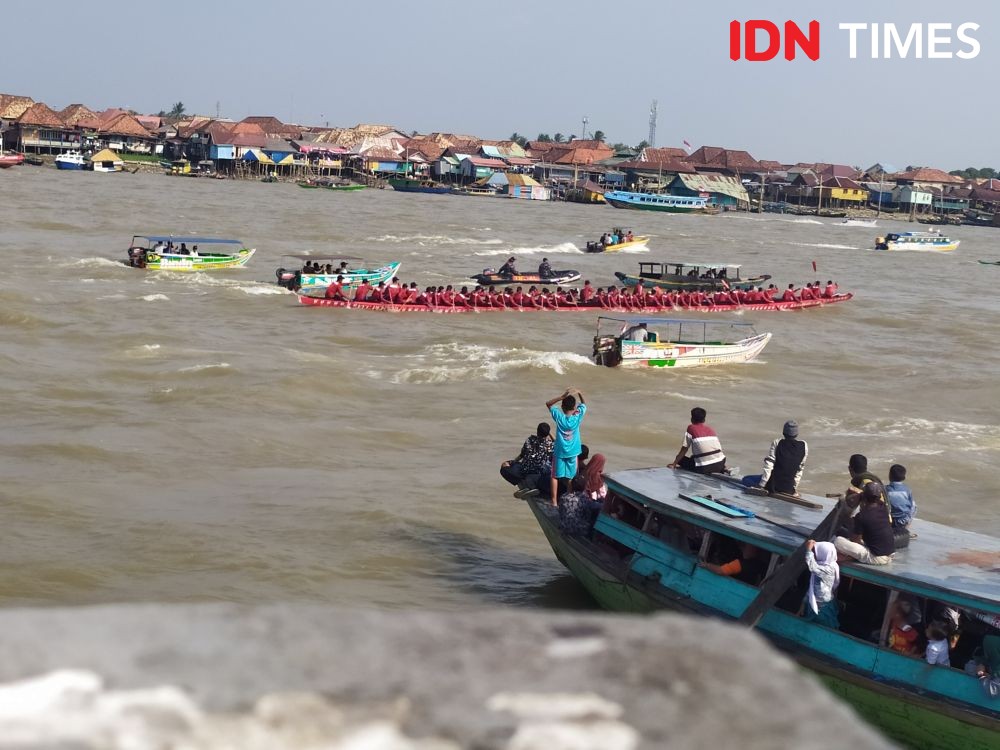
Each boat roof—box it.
[599,316,756,327]
[133,235,242,244]
[282,254,365,261]
[604,467,1000,614]
[642,261,742,269]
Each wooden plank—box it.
[678,493,754,518]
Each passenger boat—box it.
[616,262,771,291]
[450,185,499,197]
[125,236,255,271]
[523,468,1000,749]
[839,218,877,227]
[388,177,451,194]
[0,151,24,168]
[604,190,708,213]
[583,229,650,253]
[297,293,852,314]
[55,150,86,170]
[874,231,960,252]
[593,317,771,368]
[471,269,581,286]
[275,255,402,290]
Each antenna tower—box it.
[648,100,657,147]
[581,115,589,140]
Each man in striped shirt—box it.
[668,407,727,474]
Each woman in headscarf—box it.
[803,539,840,628]
[584,453,607,501]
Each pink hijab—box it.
[585,453,606,495]
[808,541,840,615]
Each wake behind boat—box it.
[125,235,255,271]
[839,218,878,227]
[593,317,771,368]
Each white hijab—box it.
[808,541,840,615]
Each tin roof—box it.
[463,156,507,167]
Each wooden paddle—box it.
[738,498,846,628]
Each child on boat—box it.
[886,464,917,537]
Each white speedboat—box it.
[874,231,959,252]
[839,218,877,227]
[55,151,86,170]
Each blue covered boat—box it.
[604,190,708,213]
[524,467,1000,748]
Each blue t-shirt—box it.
[550,403,587,459]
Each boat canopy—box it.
[598,316,756,327]
[282,254,364,261]
[133,235,243,245]
[650,262,742,269]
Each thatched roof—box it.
[0,94,36,119]
[89,148,122,163]
[17,102,66,128]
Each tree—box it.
[536,133,552,143]
[635,140,650,151]
[168,101,186,117]
[593,130,606,143]
[553,133,564,143]
[508,132,528,148]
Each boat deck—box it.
[605,467,1000,614]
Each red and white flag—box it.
[682,140,692,153]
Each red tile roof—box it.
[239,116,301,138]
[101,112,153,138]
[0,94,35,119]
[59,104,101,130]
[686,145,762,172]
[17,102,66,128]
[821,176,865,190]
[894,167,963,184]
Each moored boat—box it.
[388,177,450,194]
[0,152,24,168]
[450,185,499,197]
[275,255,402,290]
[593,317,771,368]
[875,231,959,252]
[125,235,255,271]
[616,261,771,291]
[604,190,708,213]
[55,150,86,170]
[471,269,581,286]
[522,468,1000,749]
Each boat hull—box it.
[879,241,959,252]
[143,249,255,271]
[472,271,581,286]
[525,498,1000,750]
[608,332,771,368]
[388,179,450,194]
[0,154,25,168]
[55,161,84,170]
[604,190,708,213]
[615,271,770,291]
[583,237,650,253]
[298,294,852,313]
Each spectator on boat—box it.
[742,420,808,496]
[498,257,518,277]
[925,624,951,666]
[577,444,590,475]
[546,388,587,508]
[846,454,885,510]
[538,257,553,279]
[337,261,350,275]
[584,453,607,501]
[626,230,634,242]
[803,540,840,628]
[179,243,189,255]
[886,464,917,535]
[502,422,554,495]
[700,541,767,585]
[600,233,610,247]
[623,322,649,341]
[191,245,199,256]
[669,407,726,474]
[887,597,922,655]
[558,474,602,537]
[834,482,895,566]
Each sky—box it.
[5,0,998,170]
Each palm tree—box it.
[168,101,186,118]
[593,130,606,143]
[536,133,552,143]
[553,133,564,143]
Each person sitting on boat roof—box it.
[803,540,840,628]
[179,242,189,255]
[700,540,768,585]
[538,257,553,278]
[845,454,885,511]
[742,420,808,496]
[886,464,917,537]
[502,422,553,497]
[834,482,895,566]
[668,407,726,475]
[498,257,518,277]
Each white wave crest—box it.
[69,257,124,268]
[791,242,859,250]
[367,234,503,246]
[237,285,287,295]
[177,363,231,373]
[389,343,592,384]
[475,242,581,257]
[141,294,169,302]
[812,416,1000,451]
[778,218,825,225]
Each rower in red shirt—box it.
[324,275,346,300]
[440,285,456,306]
[607,286,622,308]
[781,284,798,302]
[823,280,838,298]
[511,286,525,307]
[580,280,595,304]
[353,280,371,301]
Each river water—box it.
[2,168,998,610]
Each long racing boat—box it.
[521,467,1000,749]
[125,236,255,271]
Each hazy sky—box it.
[5,0,997,169]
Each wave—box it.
[387,343,593,384]
[176,363,231,374]
[367,234,503,246]
[779,218,825,225]
[140,294,169,301]
[474,242,580,257]
[68,258,124,269]
[811,416,1000,451]
[791,242,859,250]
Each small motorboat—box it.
[838,218,877,227]
[55,151,86,170]
[471,269,581,286]
[276,255,401,290]
[875,230,959,252]
[126,235,255,271]
[583,228,650,253]
[593,317,771,368]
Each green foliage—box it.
[553,133,564,143]
[949,166,998,179]
[592,130,605,143]
[635,140,650,151]
[169,101,185,117]
[536,133,552,143]
[508,132,529,148]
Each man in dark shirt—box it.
[538,258,553,278]
[834,482,895,565]
[742,420,808,496]
[501,423,553,495]
[845,453,885,510]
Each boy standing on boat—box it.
[546,388,587,508]
[668,407,726,474]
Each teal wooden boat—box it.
[525,467,1000,749]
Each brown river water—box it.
[2,168,999,610]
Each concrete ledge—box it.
[0,604,894,749]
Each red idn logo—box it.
[730,20,820,61]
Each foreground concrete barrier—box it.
[0,604,894,749]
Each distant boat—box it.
[55,151,86,170]
[593,317,771,368]
[388,177,451,194]
[839,218,877,227]
[874,231,959,252]
[604,190,708,213]
[977,260,1000,266]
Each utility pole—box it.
[581,116,589,141]
[648,100,657,148]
